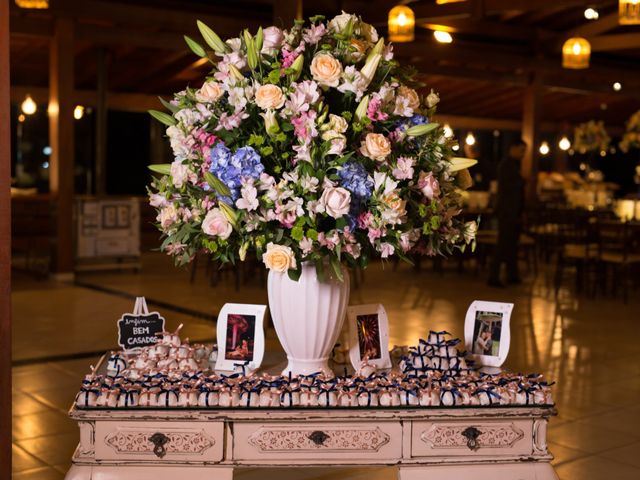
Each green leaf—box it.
[287,266,302,282]
[158,96,179,113]
[315,258,325,283]
[148,110,176,126]
[184,35,206,57]
[148,164,171,175]
[204,172,232,197]
[197,20,228,53]
[330,255,344,282]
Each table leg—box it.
[65,465,234,480]
[398,462,558,480]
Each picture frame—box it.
[464,300,513,368]
[214,303,267,373]
[347,304,391,371]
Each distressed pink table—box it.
[64,404,558,479]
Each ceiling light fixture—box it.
[21,94,37,115]
[559,136,571,151]
[434,30,453,43]
[584,7,599,20]
[388,5,415,43]
[465,132,476,146]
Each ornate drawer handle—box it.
[149,432,170,458]
[308,430,330,446]
[461,426,481,451]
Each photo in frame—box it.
[347,304,391,370]
[464,300,513,368]
[215,303,266,373]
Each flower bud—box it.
[289,54,304,81]
[355,95,370,122]
[360,53,381,88]
[197,20,229,54]
[260,109,280,136]
[227,64,245,82]
[405,123,439,137]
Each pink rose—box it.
[262,26,284,53]
[418,171,440,200]
[202,208,232,239]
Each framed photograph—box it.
[214,303,266,373]
[116,205,131,228]
[464,300,513,368]
[347,304,391,370]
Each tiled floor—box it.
[11,252,640,479]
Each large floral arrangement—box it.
[573,120,610,155]
[147,12,477,280]
[620,110,640,153]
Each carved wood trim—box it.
[248,426,390,453]
[533,419,548,454]
[421,423,525,450]
[104,428,215,456]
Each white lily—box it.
[449,157,478,172]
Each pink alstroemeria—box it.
[291,110,318,143]
[357,211,373,229]
[281,41,306,69]
[366,95,389,122]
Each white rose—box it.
[323,114,348,134]
[262,243,297,272]
[426,89,440,108]
[262,26,284,53]
[196,81,224,103]
[329,11,358,33]
[360,133,391,162]
[320,186,351,219]
[202,208,232,240]
[398,85,420,110]
[255,84,285,110]
[310,53,343,87]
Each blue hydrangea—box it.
[409,114,428,126]
[338,161,374,201]
[209,144,264,201]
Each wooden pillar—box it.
[49,17,75,273]
[0,0,12,476]
[521,72,542,202]
[95,47,107,196]
[273,0,303,26]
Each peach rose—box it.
[255,84,285,110]
[202,208,232,239]
[196,81,224,103]
[397,86,420,110]
[360,133,391,162]
[381,191,407,225]
[262,243,297,272]
[320,186,351,219]
[310,53,343,87]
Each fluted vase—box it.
[267,263,350,376]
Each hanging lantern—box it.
[388,5,415,43]
[14,0,49,8]
[619,0,640,25]
[562,37,590,69]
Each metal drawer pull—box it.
[461,427,481,451]
[308,430,330,446]
[149,432,170,458]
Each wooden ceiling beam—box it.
[590,33,640,51]
[565,11,620,38]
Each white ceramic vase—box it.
[267,263,350,376]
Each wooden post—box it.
[49,17,75,273]
[95,47,107,196]
[0,0,12,476]
[521,72,542,202]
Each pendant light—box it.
[562,37,590,69]
[619,0,640,25]
[388,5,415,43]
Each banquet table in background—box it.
[64,404,558,480]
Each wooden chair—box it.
[597,221,640,302]
[553,215,598,298]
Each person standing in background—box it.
[488,139,526,287]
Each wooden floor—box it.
[11,252,640,480]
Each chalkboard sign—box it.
[117,297,166,351]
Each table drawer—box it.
[94,420,224,463]
[233,421,402,462]
[412,419,533,457]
